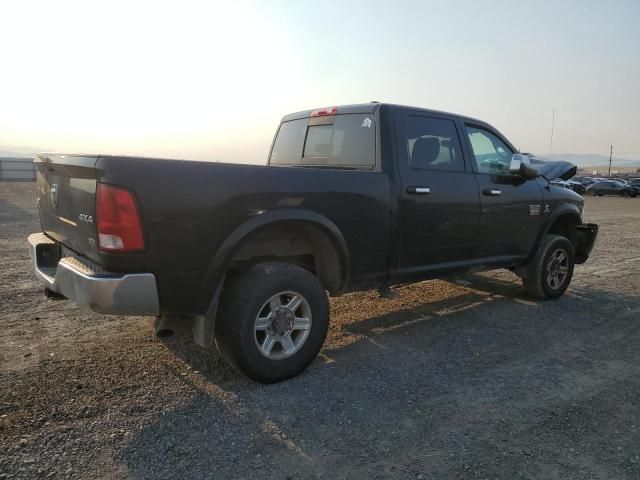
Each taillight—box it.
[96,183,145,252]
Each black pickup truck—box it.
[28,103,598,383]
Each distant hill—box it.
[536,153,640,168]
[0,146,48,158]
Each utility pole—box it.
[608,145,613,176]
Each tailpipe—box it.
[155,315,181,339]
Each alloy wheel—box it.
[546,249,569,290]
[254,291,312,360]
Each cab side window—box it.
[404,116,465,172]
[466,126,514,174]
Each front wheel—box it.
[215,262,329,383]
[521,234,575,299]
[588,189,598,196]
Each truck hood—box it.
[529,156,577,181]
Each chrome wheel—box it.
[546,249,569,290]
[254,291,312,360]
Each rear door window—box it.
[270,114,375,168]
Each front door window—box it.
[466,126,513,175]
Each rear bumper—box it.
[575,223,598,264]
[28,232,159,316]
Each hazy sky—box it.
[1,0,639,162]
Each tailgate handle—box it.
[483,188,502,196]
[407,186,431,195]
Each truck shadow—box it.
[122,274,640,478]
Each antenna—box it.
[548,108,555,161]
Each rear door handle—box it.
[406,186,431,195]
[483,188,502,196]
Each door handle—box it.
[406,186,431,195]
[483,188,502,196]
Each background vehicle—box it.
[586,180,638,197]
[550,179,572,190]
[28,103,598,383]
[566,180,587,194]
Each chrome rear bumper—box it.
[28,233,159,315]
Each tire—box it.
[521,234,575,300]
[588,189,598,196]
[622,190,630,198]
[215,262,329,383]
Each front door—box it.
[463,124,544,259]
[393,111,482,280]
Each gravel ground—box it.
[1,182,639,479]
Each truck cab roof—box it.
[281,102,490,127]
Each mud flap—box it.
[193,278,225,348]
[575,223,598,264]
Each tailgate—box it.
[35,154,100,257]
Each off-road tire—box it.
[521,234,575,300]
[215,262,329,383]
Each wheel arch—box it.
[536,205,582,255]
[192,209,349,348]
[198,209,350,308]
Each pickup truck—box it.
[28,103,598,383]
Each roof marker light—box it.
[310,107,338,117]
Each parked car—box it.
[550,179,572,190]
[586,180,638,197]
[551,179,586,195]
[574,176,602,186]
[567,180,587,194]
[28,103,599,383]
[572,176,591,185]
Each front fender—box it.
[531,203,582,257]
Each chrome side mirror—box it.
[510,154,538,179]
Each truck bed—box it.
[35,154,391,313]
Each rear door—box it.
[35,155,100,256]
[462,124,543,259]
[393,110,481,279]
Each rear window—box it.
[269,114,375,168]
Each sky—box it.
[1,0,639,163]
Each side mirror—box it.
[509,154,538,179]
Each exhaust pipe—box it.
[155,315,181,339]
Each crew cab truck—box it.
[28,103,598,383]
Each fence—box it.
[0,157,36,181]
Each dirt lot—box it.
[1,182,639,479]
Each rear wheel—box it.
[215,262,329,383]
[521,234,575,299]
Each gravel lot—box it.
[1,182,639,479]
